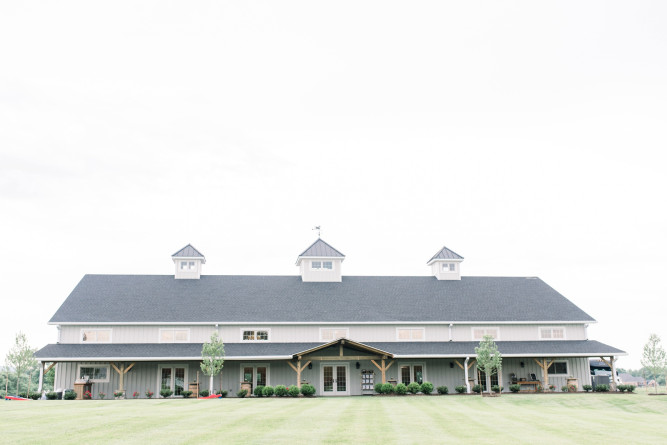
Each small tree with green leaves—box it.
[641,334,666,394]
[5,332,37,397]
[475,335,502,395]
[201,332,225,394]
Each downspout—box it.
[464,357,470,393]
[38,361,44,394]
[448,324,453,342]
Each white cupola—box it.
[172,244,206,279]
[427,246,463,280]
[296,238,345,282]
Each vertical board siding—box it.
[59,323,587,345]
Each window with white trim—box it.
[396,327,425,341]
[81,329,112,343]
[311,261,333,270]
[242,329,270,341]
[320,328,349,341]
[180,261,196,270]
[472,327,499,340]
[441,263,456,272]
[540,327,565,340]
[77,364,110,382]
[547,361,568,375]
[159,328,190,343]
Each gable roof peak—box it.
[427,245,464,264]
[298,238,345,259]
[172,244,206,263]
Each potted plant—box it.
[113,390,125,400]
[145,389,154,399]
[98,392,107,400]
[83,390,92,400]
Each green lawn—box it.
[1,393,666,444]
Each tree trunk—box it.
[16,366,21,396]
[486,374,492,394]
[210,374,214,394]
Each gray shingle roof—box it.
[34,340,624,360]
[172,244,205,259]
[298,239,344,258]
[48,275,595,323]
[428,246,464,263]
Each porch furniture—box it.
[361,369,375,394]
[188,382,199,396]
[74,380,92,400]
[518,381,541,392]
[510,373,518,384]
[240,381,252,395]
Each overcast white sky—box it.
[1,1,666,370]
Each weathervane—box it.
[313,226,321,238]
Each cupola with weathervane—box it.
[427,245,463,280]
[296,238,345,282]
[172,244,205,279]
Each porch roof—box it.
[34,340,624,362]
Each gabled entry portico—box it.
[288,338,394,395]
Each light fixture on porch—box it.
[356,362,360,369]
[520,361,525,368]
[450,362,454,368]
[308,363,313,370]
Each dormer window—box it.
[442,263,456,272]
[180,261,196,271]
[311,261,333,270]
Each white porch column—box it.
[38,362,44,394]
[464,357,470,393]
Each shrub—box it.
[262,386,274,397]
[274,385,288,397]
[437,386,449,395]
[374,383,384,394]
[394,383,408,395]
[407,382,421,394]
[472,384,482,394]
[421,382,434,395]
[561,386,570,393]
[254,386,265,397]
[46,392,58,400]
[199,389,209,397]
[237,389,248,398]
[617,385,627,393]
[626,385,636,393]
[595,384,609,392]
[145,390,154,399]
[455,386,467,394]
[180,390,193,398]
[63,390,77,400]
[160,389,173,398]
[216,390,228,397]
[114,391,124,398]
[509,384,521,393]
[301,384,316,397]
[381,383,394,394]
[98,392,106,400]
[491,385,501,393]
[84,390,92,400]
[288,386,300,397]
[583,385,592,392]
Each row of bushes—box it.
[374,382,440,395]
[248,384,316,398]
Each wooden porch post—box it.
[288,358,312,389]
[371,358,394,384]
[533,358,553,390]
[38,362,44,394]
[600,356,617,391]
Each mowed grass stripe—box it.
[1,394,666,445]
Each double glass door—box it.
[322,364,348,395]
[159,365,186,396]
[242,365,268,390]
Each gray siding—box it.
[59,323,587,345]
[54,356,592,397]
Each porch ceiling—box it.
[34,340,624,362]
